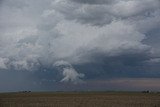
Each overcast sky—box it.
[0,0,160,92]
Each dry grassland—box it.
[0,92,160,107]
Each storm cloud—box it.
[0,0,160,91]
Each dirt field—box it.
[0,92,160,107]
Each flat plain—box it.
[0,92,160,107]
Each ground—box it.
[0,92,160,107]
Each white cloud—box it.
[0,58,8,69]
[52,20,149,64]
[110,0,160,17]
[61,67,84,84]
[54,60,84,84]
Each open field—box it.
[0,92,160,107]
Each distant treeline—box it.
[18,91,31,93]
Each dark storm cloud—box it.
[0,71,37,92]
[0,0,160,91]
[75,52,160,79]
[0,0,3,4]
[70,0,117,5]
[53,0,160,26]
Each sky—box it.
[0,0,160,92]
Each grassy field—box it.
[0,92,160,107]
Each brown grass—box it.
[0,92,160,107]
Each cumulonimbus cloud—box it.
[0,0,160,83]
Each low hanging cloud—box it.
[0,58,8,69]
[54,60,84,84]
[0,0,160,86]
